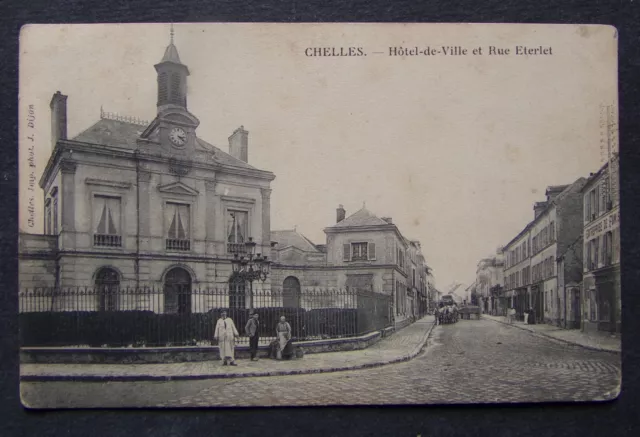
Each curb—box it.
[21,322,436,383]
[483,316,620,355]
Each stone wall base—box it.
[20,331,384,365]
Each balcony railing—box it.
[94,234,122,247]
[227,242,247,254]
[166,239,190,251]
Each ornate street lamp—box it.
[230,237,271,309]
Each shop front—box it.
[594,265,621,334]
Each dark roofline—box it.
[582,154,618,192]
[502,177,586,250]
[271,230,321,253]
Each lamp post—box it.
[230,237,271,309]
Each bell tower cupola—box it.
[154,25,190,113]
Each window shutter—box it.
[343,244,351,261]
[368,243,376,260]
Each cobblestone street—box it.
[21,319,621,408]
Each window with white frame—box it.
[344,242,376,261]
[165,202,190,251]
[93,195,122,247]
[53,196,58,235]
[227,210,248,253]
[45,198,51,235]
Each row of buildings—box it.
[18,32,438,330]
[469,156,620,335]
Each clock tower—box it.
[143,25,200,157]
[155,25,189,112]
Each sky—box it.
[18,23,618,288]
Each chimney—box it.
[50,91,68,149]
[533,201,548,219]
[381,217,393,224]
[336,204,346,223]
[228,126,248,163]
[545,185,569,203]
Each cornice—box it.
[85,178,132,189]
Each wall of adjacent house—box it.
[18,234,58,290]
[326,229,401,267]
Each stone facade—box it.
[20,34,276,312]
[475,249,505,315]
[270,207,432,324]
[502,179,586,327]
[581,155,621,334]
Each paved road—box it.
[21,319,620,408]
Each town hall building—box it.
[19,32,275,312]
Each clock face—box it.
[169,127,187,146]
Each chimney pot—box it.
[50,91,68,150]
[533,201,548,219]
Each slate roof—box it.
[272,230,321,253]
[71,118,259,171]
[73,118,147,149]
[329,207,390,228]
[503,177,586,249]
[161,43,182,64]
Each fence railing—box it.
[19,286,392,348]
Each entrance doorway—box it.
[95,267,120,311]
[283,276,301,308]
[229,275,246,309]
[573,288,581,328]
[164,267,192,314]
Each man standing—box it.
[245,312,260,361]
[214,310,239,366]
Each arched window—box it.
[164,267,192,314]
[283,276,301,308]
[95,267,120,311]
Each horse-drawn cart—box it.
[458,305,481,320]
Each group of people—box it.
[505,307,536,325]
[213,311,293,366]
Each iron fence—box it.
[19,286,392,348]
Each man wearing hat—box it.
[214,310,239,366]
[245,312,260,361]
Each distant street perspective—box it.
[18,24,620,409]
[21,317,620,408]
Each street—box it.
[21,319,620,408]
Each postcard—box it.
[18,23,620,408]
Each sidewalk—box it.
[21,316,435,382]
[483,314,620,353]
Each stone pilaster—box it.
[205,179,217,255]
[261,188,271,257]
[137,169,152,251]
[59,160,76,250]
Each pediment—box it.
[157,181,199,196]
